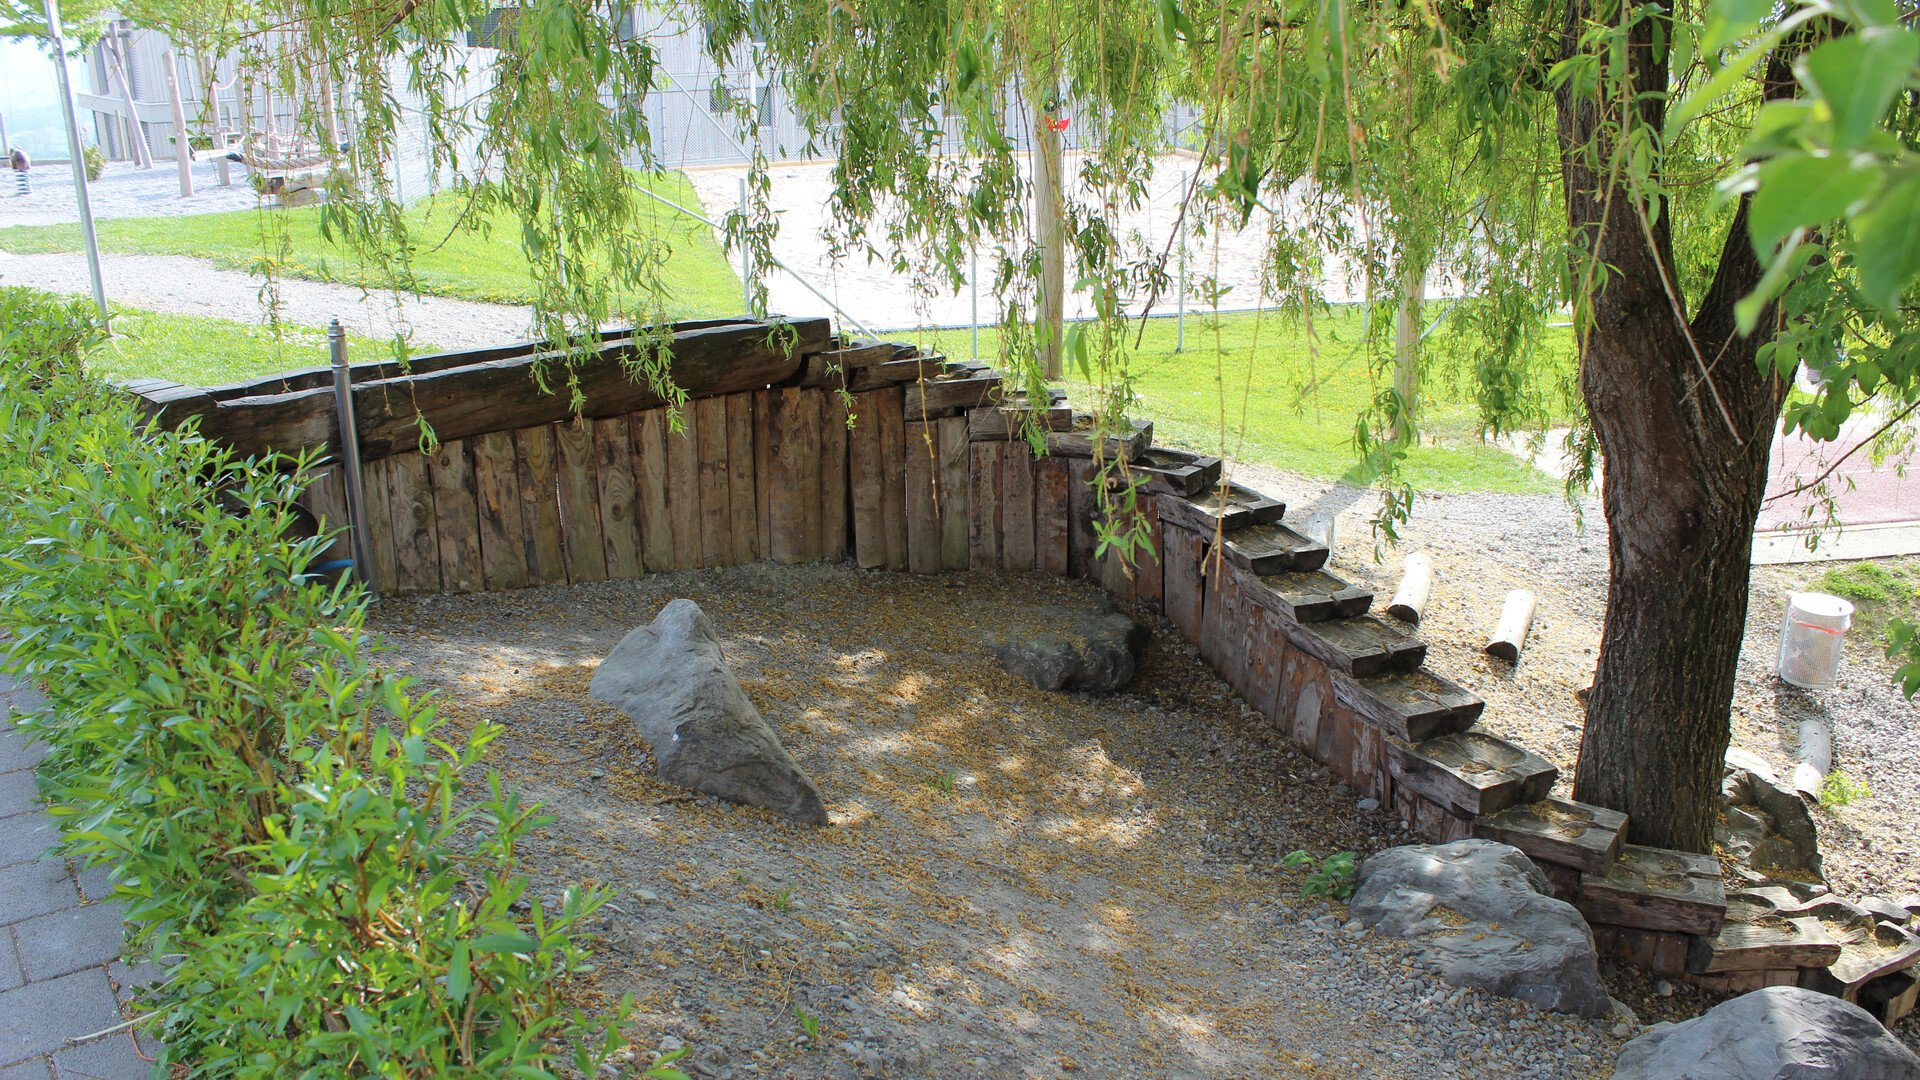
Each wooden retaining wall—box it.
[123,317,1914,1013]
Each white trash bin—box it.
[1778,592,1854,689]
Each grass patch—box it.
[915,307,1578,493]
[1806,558,1920,649]
[84,306,424,387]
[0,172,741,315]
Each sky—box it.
[0,38,93,159]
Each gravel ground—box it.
[0,249,534,351]
[0,159,259,227]
[370,564,1626,1080]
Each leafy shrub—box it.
[1281,850,1359,900]
[1818,768,1871,807]
[0,293,627,1077]
[0,287,107,392]
[83,144,103,181]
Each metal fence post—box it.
[329,320,374,591]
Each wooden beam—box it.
[512,424,566,586]
[554,419,608,583]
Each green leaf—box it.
[448,940,471,1001]
[1739,100,1818,159]
[1748,152,1879,259]
[1670,39,1774,135]
[1851,173,1920,312]
[474,931,541,954]
[1701,0,1773,55]
[1796,28,1920,152]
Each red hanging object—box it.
[1047,117,1070,132]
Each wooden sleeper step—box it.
[1344,668,1485,742]
[1577,844,1728,936]
[1241,568,1373,624]
[1798,920,1920,1002]
[1132,447,1223,497]
[1686,917,1843,974]
[1222,522,1329,575]
[1471,796,1628,876]
[1301,615,1426,677]
[905,369,1003,420]
[1044,417,1154,462]
[1386,731,1558,818]
[1159,482,1286,534]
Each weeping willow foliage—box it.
[252,0,1918,541]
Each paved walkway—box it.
[0,674,150,1080]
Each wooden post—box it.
[936,416,971,570]
[726,393,760,563]
[794,389,824,562]
[848,390,885,568]
[593,417,642,579]
[877,387,909,570]
[1387,552,1434,624]
[754,390,774,560]
[1066,458,1100,579]
[633,408,673,572]
[428,439,482,593]
[820,390,850,561]
[512,424,566,586]
[554,419,608,583]
[357,456,399,594]
[386,450,441,594]
[472,429,529,591]
[1162,523,1207,643]
[969,441,1004,570]
[695,395,732,567]
[1033,457,1070,576]
[904,421,942,574]
[1033,98,1064,380]
[1486,589,1537,662]
[1001,441,1036,571]
[666,406,701,570]
[160,50,192,197]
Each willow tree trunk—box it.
[1556,2,1789,853]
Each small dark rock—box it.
[987,600,1150,692]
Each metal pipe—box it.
[971,248,980,360]
[43,0,109,328]
[329,319,374,592]
[738,177,752,317]
[1176,242,1186,353]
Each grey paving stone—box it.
[0,1058,54,1079]
[51,1036,151,1080]
[0,815,55,871]
[6,682,46,714]
[0,770,40,820]
[0,969,123,1061]
[70,866,111,907]
[0,930,21,992]
[13,904,125,983]
[104,962,166,1010]
[0,728,44,776]
[0,859,78,927]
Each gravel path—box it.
[0,159,258,227]
[372,565,1624,1080]
[0,249,534,352]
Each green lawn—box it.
[0,172,741,315]
[916,307,1580,493]
[86,306,424,387]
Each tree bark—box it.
[1556,1,1788,852]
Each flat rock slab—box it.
[590,599,830,824]
[987,601,1151,693]
[1351,839,1610,1017]
[1471,797,1628,876]
[1609,985,1920,1080]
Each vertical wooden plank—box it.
[633,409,673,573]
[593,416,642,579]
[1135,494,1165,613]
[848,390,886,569]
[512,425,566,586]
[766,390,804,564]
[357,455,399,594]
[428,439,482,593]
[1067,458,1101,579]
[1033,456,1070,577]
[386,451,440,594]
[1162,522,1207,643]
[754,391,774,561]
[695,396,732,567]
[936,416,971,571]
[302,465,350,566]
[877,387,909,571]
[726,393,759,563]
[969,441,1004,570]
[1001,441,1036,572]
[819,390,850,561]
[473,430,529,591]
[554,420,608,584]
[1241,602,1287,727]
[666,405,701,570]
[1198,547,1238,675]
[904,421,941,574]
[791,389,824,562]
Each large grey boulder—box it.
[1350,839,1610,1017]
[1610,985,1920,1080]
[590,599,829,825]
[987,600,1151,692]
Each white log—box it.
[1485,589,1537,662]
[1386,551,1434,624]
[1791,761,1825,803]
[1797,717,1833,779]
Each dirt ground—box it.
[368,563,1623,1080]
